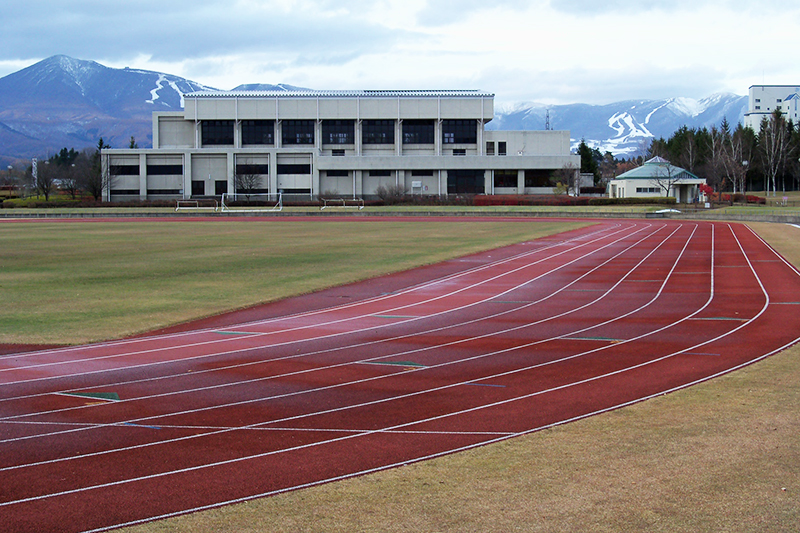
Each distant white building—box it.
[101,90,580,202]
[744,85,800,129]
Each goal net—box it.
[220,192,283,212]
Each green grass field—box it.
[0,218,586,345]
[2,216,797,532]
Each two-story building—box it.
[102,90,580,201]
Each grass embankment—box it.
[0,218,584,345]
[114,221,799,533]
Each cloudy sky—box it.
[1,0,796,106]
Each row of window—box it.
[636,187,661,194]
[200,119,480,146]
[110,165,182,176]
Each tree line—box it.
[577,108,800,196]
[1,139,111,202]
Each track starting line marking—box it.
[58,392,120,402]
[364,361,427,368]
[684,352,721,356]
[689,317,748,321]
[214,331,261,336]
[565,336,623,342]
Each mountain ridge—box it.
[0,55,749,166]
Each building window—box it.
[146,165,182,175]
[494,170,517,188]
[363,120,395,144]
[403,120,434,144]
[326,170,349,177]
[215,180,228,195]
[755,106,761,110]
[442,120,477,144]
[369,170,391,177]
[277,163,311,174]
[636,187,661,194]
[282,120,315,145]
[235,164,269,175]
[110,164,140,175]
[498,141,507,156]
[191,181,205,196]
[242,120,274,145]
[486,141,495,155]
[322,120,355,144]
[453,149,466,156]
[447,169,484,194]
[411,169,434,176]
[525,169,551,187]
[202,120,234,145]
[755,98,761,103]
[332,149,345,156]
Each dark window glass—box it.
[322,120,355,144]
[110,189,140,195]
[447,169,484,194]
[369,170,391,177]
[242,120,274,145]
[363,120,394,144]
[282,120,315,145]
[191,181,205,196]
[146,189,182,195]
[494,170,518,188]
[453,149,466,156]
[442,119,477,144]
[236,164,269,175]
[215,180,228,195]
[332,149,346,156]
[486,141,495,155]
[202,120,234,145]
[498,141,507,155]
[326,170,349,177]
[277,164,311,174]
[146,165,183,175]
[110,165,139,175]
[403,120,434,144]
[411,169,434,176]
[524,169,552,188]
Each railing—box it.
[320,197,365,210]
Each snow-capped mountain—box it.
[489,94,748,157]
[0,55,749,166]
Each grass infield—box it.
[3,217,797,532]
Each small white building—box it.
[608,157,704,203]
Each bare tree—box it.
[554,163,579,195]
[651,158,683,198]
[234,171,262,201]
[81,139,112,201]
[35,161,57,201]
[759,109,789,196]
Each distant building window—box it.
[525,169,551,187]
[494,170,517,188]
[777,99,782,103]
[202,120,234,145]
[453,149,466,156]
[242,120,274,145]
[236,164,269,175]
[486,141,495,155]
[755,98,761,103]
[498,141,507,156]
[326,170,348,177]
[755,106,761,110]
[363,120,395,144]
[282,120,315,145]
[322,120,355,144]
[332,149,346,156]
[636,187,661,194]
[402,120,434,144]
[411,169,434,176]
[146,165,182,175]
[369,169,392,177]
[110,164,140,175]
[442,119,477,144]
[277,164,311,174]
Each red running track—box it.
[2,219,800,533]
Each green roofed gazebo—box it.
[609,156,705,203]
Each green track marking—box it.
[690,317,748,321]
[774,302,800,305]
[367,361,427,368]
[215,330,262,336]
[63,392,120,401]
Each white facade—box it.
[102,90,579,201]
[609,157,704,203]
[744,85,800,130]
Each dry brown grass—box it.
[115,221,800,533]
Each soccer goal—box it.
[220,192,283,212]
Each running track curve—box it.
[2,219,800,533]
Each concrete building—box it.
[744,85,800,130]
[608,157,704,203]
[102,90,579,202]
